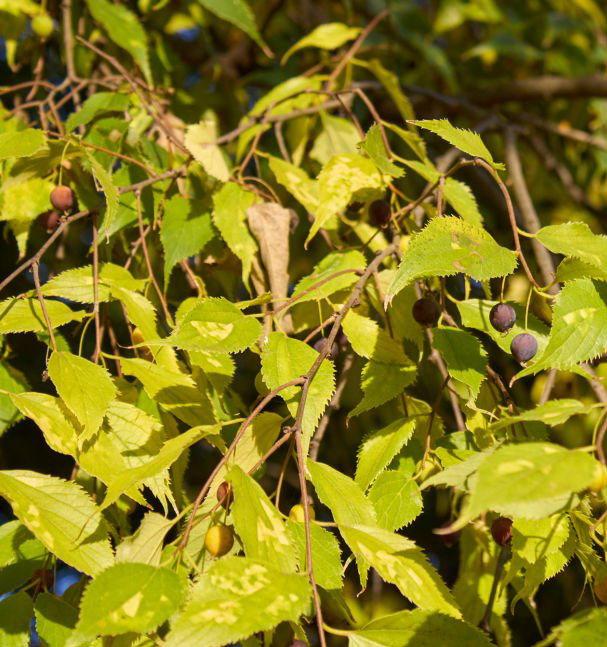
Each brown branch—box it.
[32,262,57,353]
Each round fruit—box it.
[347,201,363,214]
[412,298,440,327]
[216,481,232,508]
[368,199,391,227]
[204,524,234,557]
[491,517,513,546]
[595,576,607,604]
[50,185,75,212]
[131,327,153,361]
[510,333,538,363]
[590,463,607,493]
[289,504,316,523]
[32,14,54,38]
[489,303,516,333]
[37,210,60,232]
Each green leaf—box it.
[163,557,311,647]
[349,609,493,647]
[212,182,258,288]
[0,177,53,222]
[268,156,319,213]
[47,351,116,440]
[536,608,607,647]
[229,465,297,573]
[185,120,230,182]
[167,297,262,354]
[0,127,47,161]
[512,515,571,563]
[310,112,361,166]
[66,93,131,133]
[84,0,151,84]
[516,279,607,378]
[161,195,215,289]
[387,217,517,302]
[356,418,417,492]
[69,564,183,641]
[292,250,366,304]
[462,443,596,524]
[115,511,176,566]
[0,298,86,334]
[0,362,27,437]
[536,222,607,271]
[432,327,487,399]
[281,22,361,63]
[421,449,490,490]
[342,525,461,617]
[307,153,384,246]
[555,257,607,283]
[410,119,504,170]
[286,520,343,590]
[490,399,587,431]
[360,124,404,177]
[366,59,417,125]
[307,460,376,526]
[86,152,119,237]
[262,332,335,455]
[0,521,47,595]
[0,470,113,576]
[34,593,78,647]
[349,361,417,418]
[0,591,34,647]
[368,471,423,532]
[342,311,410,364]
[198,0,270,54]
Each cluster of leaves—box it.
[3,1,607,647]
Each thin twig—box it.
[92,217,101,363]
[32,262,57,353]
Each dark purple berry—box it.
[412,298,440,327]
[368,199,391,227]
[489,303,516,333]
[510,333,538,363]
[347,201,363,214]
[38,210,60,232]
[216,481,232,509]
[491,517,513,546]
[50,185,74,212]
[313,338,337,360]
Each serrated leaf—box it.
[47,351,116,440]
[342,525,461,617]
[349,361,417,418]
[356,418,417,492]
[387,217,517,301]
[282,22,360,63]
[0,521,47,595]
[0,470,113,575]
[368,471,423,531]
[34,592,78,647]
[293,250,365,304]
[307,460,376,526]
[198,0,270,54]
[167,297,262,354]
[349,609,493,647]
[0,127,47,161]
[0,591,34,647]
[512,515,571,563]
[268,156,319,214]
[116,511,175,566]
[516,279,607,378]
[0,177,53,222]
[71,564,183,643]
[86,152,119,236]
[342,310,410,364]
[84,0,151,84]
[0,298,86,334]
[536,608,607,647]
[66,92,131,133]
[360,124,403,177]
[432,327,487,399]
[262,333,335,455]
[463,443,596,523]
[212,182,258,288]
[307,153,383,246]
[229,465,297,573]
[536,222,607,271]
[490,399,587,431]
[161,195,215,289]
[185,120,230,182]
[163,557,311,647]
[410,119,504,170]
[310,113,361,166]
[556,257,607,283]
[0,362,27,437]
[286,520,343,590]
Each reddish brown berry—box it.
[216,481,232,509]
[412,298,440,327]
[37,210,60,231]
[50,185,74,212]
[510,333,538,363]
[491,517,513,546]
[489,303,516,333]
[368,199,391,226]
